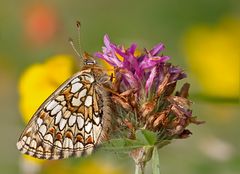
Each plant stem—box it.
[131,146,153,174]
[135,162,145,174]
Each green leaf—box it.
[136,129,158,145]
[156,140,171,149]
[101,138,144,152]
[101,130,158,154]
[152,147,161,174]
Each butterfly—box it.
[16,55,113,160]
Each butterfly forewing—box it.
[17,69,111,160]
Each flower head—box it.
[95,34,173,94]
[96,34,203,151]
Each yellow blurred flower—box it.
[182,17,239,98]
[73,159,123,174]
[19,54,75,123]
[41,158,124,174]
[18,55,75,165]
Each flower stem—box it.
[130,146,153,174]
[135,163,145,174]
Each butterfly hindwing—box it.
[17,69,111,160]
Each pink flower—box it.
[95,34,185,95]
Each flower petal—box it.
[119,69,139,89]
[94,52,121,67]
[128,43,137,54]
[150,43,165,56]
[169,66,187,81]
[116,47,138,67]
[145,66,157,93]
[139,56,170,70]
[103,34,111,49]
[95,35,123,67]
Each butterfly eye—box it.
[86,60,96,65]
[84,58,96,65]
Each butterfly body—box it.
[17,64,112,160]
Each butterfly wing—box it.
[16,70,111,160]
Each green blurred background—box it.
[0,0,239,174]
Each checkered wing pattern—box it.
[16,70,111,160]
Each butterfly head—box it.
[83,52,96,66]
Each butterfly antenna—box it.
[68,38,82,58]
[76,21,84,58]
[68,21,85,59]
